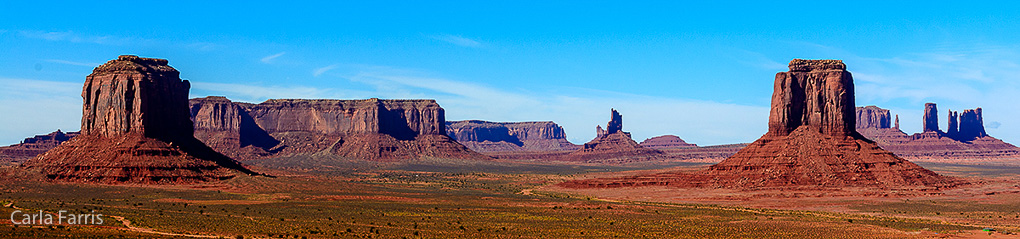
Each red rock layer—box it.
[562,59,956,190]
[23,55,254,184]
[445,120,579,152]
[0,130,78,163]
[639,135,697,149]
[189,97,489,161]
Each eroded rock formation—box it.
[445,120,579,152]
[23,55,254,184]
[854,106,911,145]
[639,135,696,149]
[190,97,488,161]
[0,130,79,163]
[957,108,987,141]
[856,106,890,129]
[857,103,1018,162]
[563,59,957,190]
[923,103,940,133]
[561,109,664,164]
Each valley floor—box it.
[1,157,1018,238]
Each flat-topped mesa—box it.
[189,97,487,161]
[82,55,194,143]
[768,59,855,137]
[0,130,80,163]
[25,55,254,184]
[248,98,445,138]
[923,103,940,133]
[856,106,891,129]
[445,120,579,152]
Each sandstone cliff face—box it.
[0,130,79,163]
[563,59,957,190]
[856,106,891,129]
[923,103,940,133]
[769,60,855,137]
[23,55,253,184]
[81,55,194,143]
[957,108,987,141]
[190,97,487,161]
[639,135,696,149]
[445,120,579,152]
[855,106,911,145]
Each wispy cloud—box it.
[0,77,81,145]
[17,30,216,51]
[18,30,133,45]
[313,64,339,77]
[428,34,482,48]
[45,59,101,67]
[261,52,286,64]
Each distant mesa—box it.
[190,97,490,161]
[22,55,256,184]
[560,109,666,164]
[855,104,1020,162]
[0,130,78,163]
[563,59,958,189]
[445,120,579,152]
[639,135,696,149]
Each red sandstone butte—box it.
[445,120,579,152]
[189,97,489,161]
[22,55,255,184]
[562,59,957,190]
[560,109,666,164]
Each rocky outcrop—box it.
[563,59,957,190]
[561,109,665,164]
[639,135,696,149]
[857,103,1019,162]
[855,106,911,145]
[0,130,79,163]
[856,106,890,129]
[957,108,987,141]
[768,59,856,137]
[923,103,940,133]
[445,120,579,152]
[23,55,254,184]
[190,97,488,161]
[606,109,623,134]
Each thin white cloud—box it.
[18,30,132,45]
[0,78,81,146]
[45,59,101,67]
[429,34,482,48]
[313,64,339,77]
[261,52,286,63]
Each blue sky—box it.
[2,1,1019,146]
